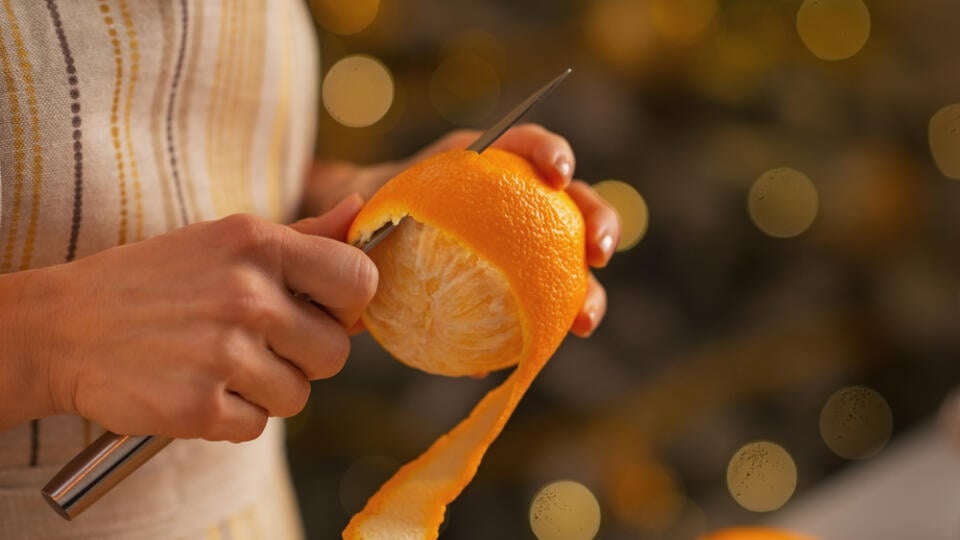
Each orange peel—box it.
[344,149,589,538]
[700,526,820,540]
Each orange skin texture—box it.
[344,149,588,538]
[701,527,820,540]
[348,148,589,367]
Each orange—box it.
[700,526,819,540]
[343,148,589,539]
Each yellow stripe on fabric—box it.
[0,4,26,273]
[149,0,178,231]
[221,0,247,214]
[118,0,144,241]
[205,0,234,217]
[206,524,221,540]
[177,0,205,221]
[236,0,267,215]
[243,505,261,540]
[220,504,259,540]
[98,1,130,246]
[226,511,245,540]
[265,0,292,222]
[1,0,44,271]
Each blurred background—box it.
[288,0,960,538]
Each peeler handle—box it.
[41,432,173,520]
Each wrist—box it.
[301,159,406,218]
[0,267,63,428]
[301,160,359,218]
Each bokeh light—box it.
[649,0,717,47]
[429,53,500,126]
[748,168,819,239]
[691,2,787,103]
[816,145,923,258]
[529,480,601,540]
[442,30,506,69]
[310,0,379,35]
[819,385,893,460]
[796,0,871,61]
[929,103,960,180]
[585,0,656,72]
[592,180,649,251]
[338,455,398,515]
[606,458,684,532]
[726,441,797,512]
[322,55,394,128]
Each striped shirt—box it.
[0,1,317,538]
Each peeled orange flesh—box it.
[363,219,524,376]
[344,149,589,539]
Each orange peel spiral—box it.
[344,149,589,538]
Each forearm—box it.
[0,268,60,431]
[301,159,403,217]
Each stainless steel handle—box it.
[41,432,172,520]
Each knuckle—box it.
[311,329,350,379]
[217,214,275,257]
[448,129,478,145]
[518,123,550,139]
[189,392,227,439]
[234,412,268,442]
[347,250,379,305]
[218,273,279,330]
[276,378,311,418]
[211,327,246,365]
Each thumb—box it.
[290,193,364,240]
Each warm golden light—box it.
[748,168,819,238]
[726,441,797,512]
[310,0,379,35]
[650,0,717,46]
[819,386,893,460]
[592,180,649,251]
[691,3,786,103]
[929,104,960,180]
[607,459,683,531]
[530,480,602,540]
[815,145,922,258]
[585,0,656,71]
[796,0,871,61]
[429,53,500,126]
[322,55,394,128]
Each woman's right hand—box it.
[0,195,377,442]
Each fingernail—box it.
[581,309,598,337]
[554,157,572,179]
[599,233,616,259]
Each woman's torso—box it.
[0,1,318,538]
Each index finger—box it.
[566,181,621,267]
[489,124,575,189]
[280,229,379,328]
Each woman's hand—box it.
[305,124,621,337]
[0,196,377,440]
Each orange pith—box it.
[363,218,524,376]
[344,148,588,539]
